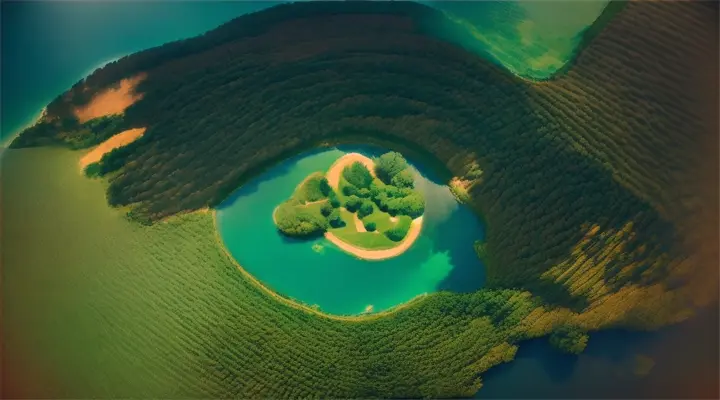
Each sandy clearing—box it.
[74,74,146,123]
[79,127,146,168]
[325,216,423,261]
[326,152,375,189]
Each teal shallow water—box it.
[216,146,486,315]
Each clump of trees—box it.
[374,152,409,184]
[274,172,340,237]
[342,162,373,189]
[549,325,589,355]
[274,203,329,237]
[10,114,128,149]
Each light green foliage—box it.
[274,203,328,237]
[391,169,415,188]
[374,152,409,184]
[385,215,413,242]
[342,184,358,196]
[342,162,374,189]
[549,325,589,355]
[297,173,331,203]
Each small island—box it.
[273,151,425,260]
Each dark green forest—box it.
[10,0,718,397]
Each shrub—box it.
[342,184,358,196]
[329,196,341,208]
[357,188,370,198]
[374,152,408,184]
[320,202,333,216]
[385,215,412,242]
[391,169,414,188]
[300,174,331,202]
[357,200,374,218]
[342,161,373,188]
[328,209,343,228]
[364,221,377,232]
[345,195,362,212]
[549,325,589,355]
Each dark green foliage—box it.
[549,325,589,355]
[328,209,343,228]
[391,169,415,188]
[344,195,362,212]
[342,162,373,188]
[357,200,374,218]
[364,221,377,232]
[320,202,333,217]
[342,184,358,196]
[329,195,341,208]
[374,152,409,184]
[385,215,412,242]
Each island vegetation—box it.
[5,0,717,397]
[274,151,425,257]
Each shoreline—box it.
[212,210,429,321]
[323,152,424,261]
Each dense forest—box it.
[9,0,718,397]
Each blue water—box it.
[216,146,486,315]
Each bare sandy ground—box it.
[353,213,367,232]
[79,127,146,168]
[325,216,423,261]
[326,152,375,189]
[74,74,146,123]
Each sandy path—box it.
[326,152,375,189]
[79,127,146,168]
[74,74,146,123]
[353,213,367,232]
[325,216,423,261]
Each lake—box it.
[216,146,486,315]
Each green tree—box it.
[345,195,362,212]
[549,325,589,355]
[320,202,333,216]
[391,169,414,188]
[364,221,377,232]
[328,209,343,228]
[358,200,374,218]
[342,162,373,188]
[374,152,408,184]
[342,184,358,196]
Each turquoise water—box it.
[216,146,486,315]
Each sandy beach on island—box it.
[325,216,423,261]
[326,152,376,189]
[323,152,423,260]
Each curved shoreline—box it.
[212,210,429,321]
[323,152,424,260]
[325,216,423,261]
